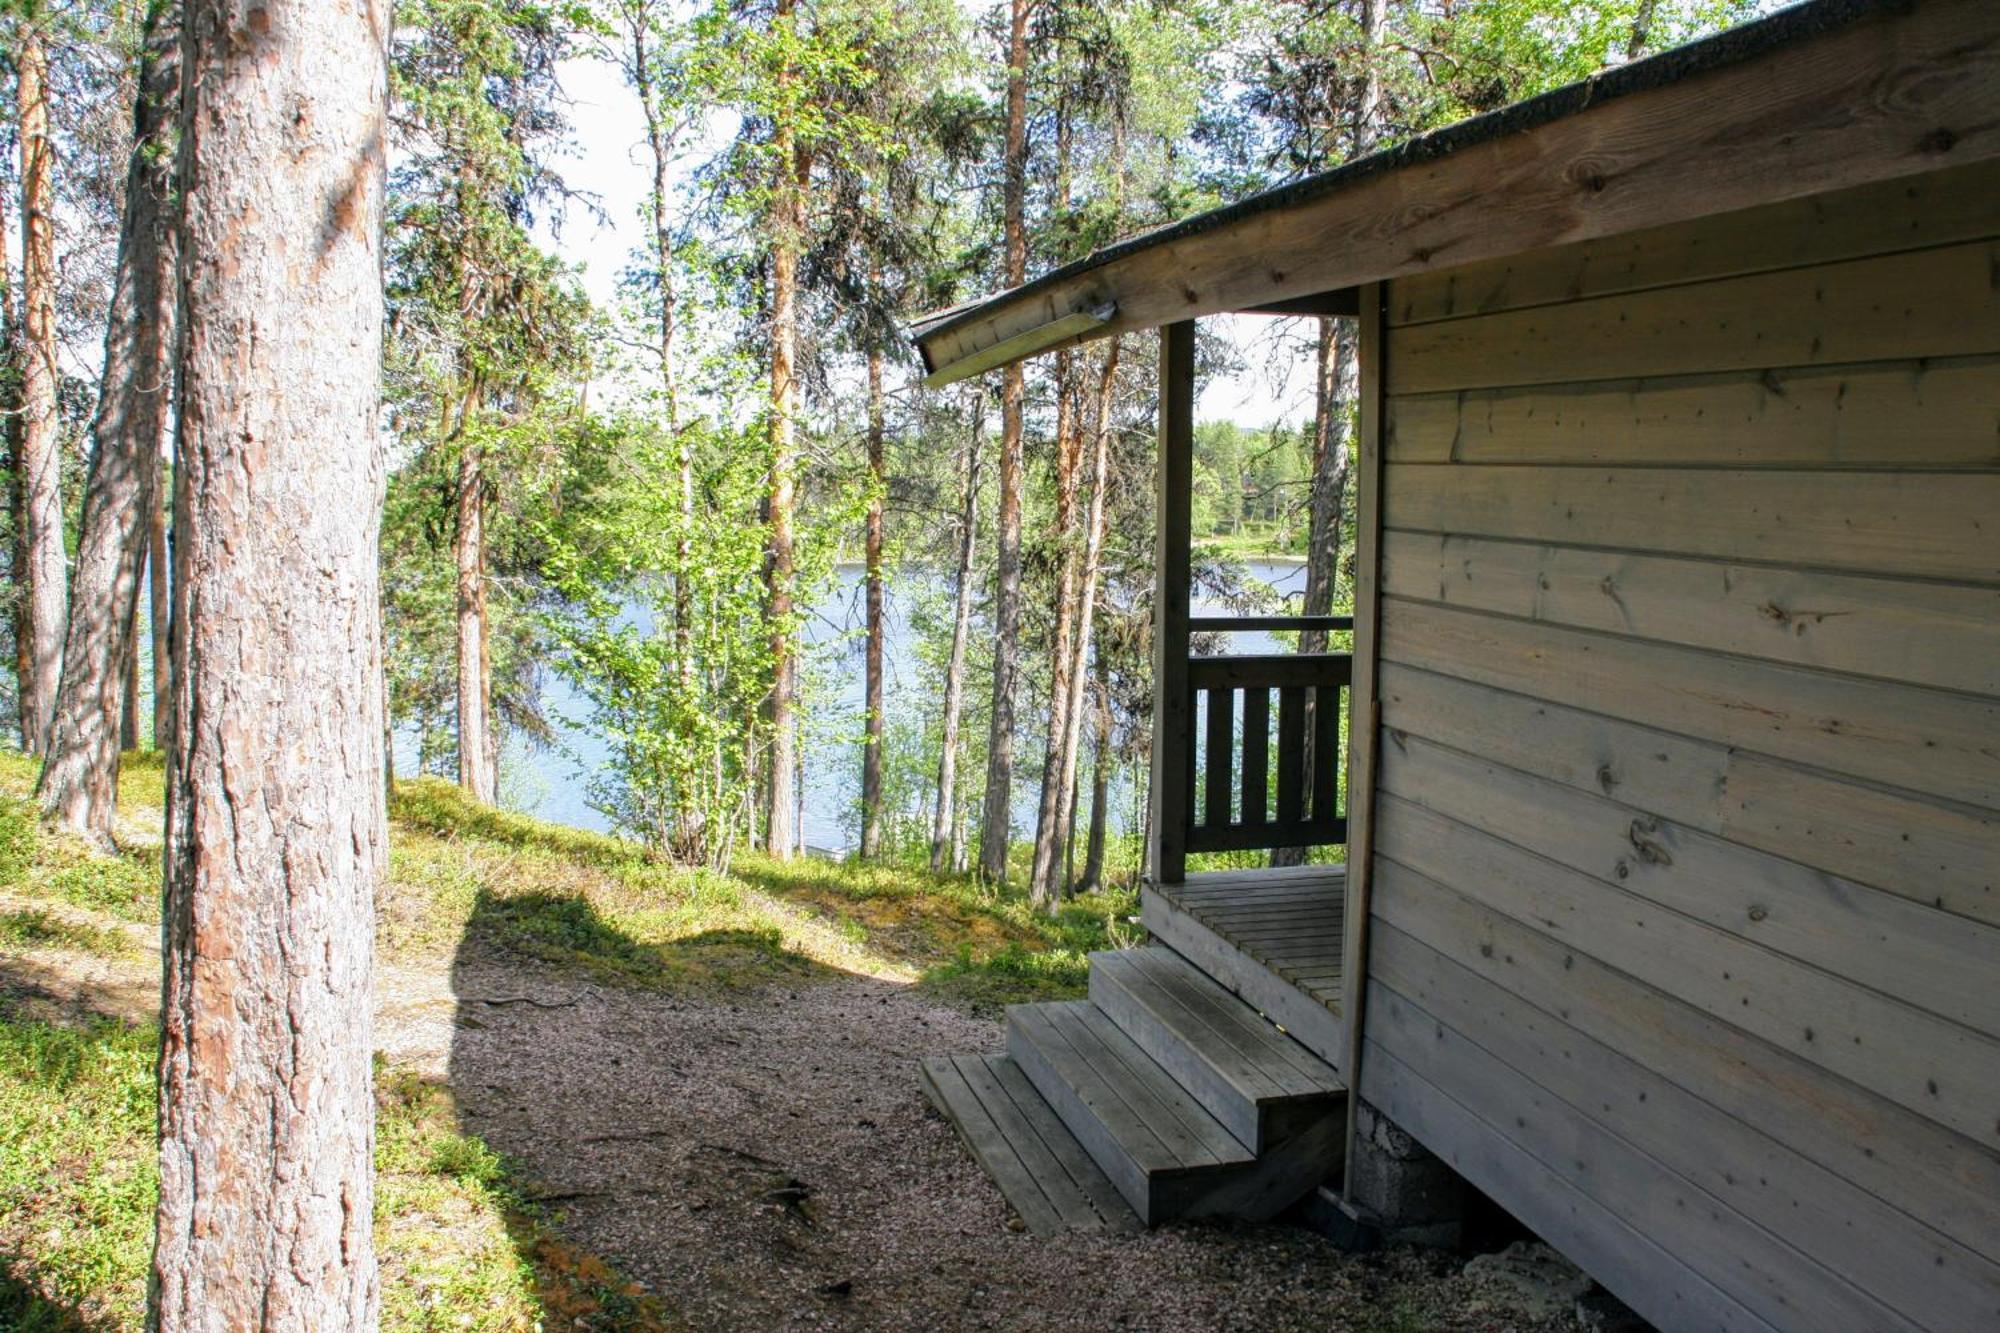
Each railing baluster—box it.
[1311,682,1341,827]
[1276,685,1305,825]
[1204,686,1234,831]
[1241,686,1269,828]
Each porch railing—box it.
[1182,615,1352,856]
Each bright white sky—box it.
[539,56,1320,430]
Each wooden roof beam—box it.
[912,0,2000,380]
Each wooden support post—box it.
[1149,320,1195,884]
[1341,282,1388,1147]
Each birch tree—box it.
[151,0,388,1323]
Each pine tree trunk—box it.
[764,0,803,860]
[2,194,25,745]
[1027,353,1083,906]
[1044,339,1119,904]
[39,8,179,838]
[150,473,170,749]
[859,337,885,859]
[152,2,388,1324]
[930,398,982,873]
[977,0,1031,884]
[454,420,494,804]
[1078,662,1111,893]
[16,23,66,753]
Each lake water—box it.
[487,558,1309,849]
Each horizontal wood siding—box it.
[1366,176,2000,1332]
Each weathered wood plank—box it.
[1338,281,1390,1199]
[1384,355,2000,468]
[1241,687,1270,827]
[1387,239,2000,394]
[1203,686,1234,830]
[916,0,2000,378]
[919,1056,1065,1235]
[1372,926,2000,1330]
[961,1054,1142,1233]
[1151,322,1195,882]
[1382,465,2000,584]
[1381,531,2000,697]
[1373,796,2000,1147]
[1367,983,1916,1332]
[1366,858,2000,1268]
[1381,598,2000,811]
[1379,730,2000,1037]
[1389,158,2000,326]
[1140,886,1348,1074]
[1378,661,2000,928]
[1358,1041,1781,1333]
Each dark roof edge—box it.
[913,0,1905,346]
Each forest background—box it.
[0,0,1773,910]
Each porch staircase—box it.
[921,938,1347,1233]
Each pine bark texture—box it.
[16,24,66,752]
[151,2,389,1326]
[1,188,26,742]
[150,475,171,747]
[930,400,981,872]
[39,8,181,838]
[977,0,1031,883]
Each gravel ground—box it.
[443,951,1596,1332]
[1,892,1599,1332]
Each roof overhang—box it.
[912,0,2000,382]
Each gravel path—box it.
[442,951,1590,1332]
[1,892,1595,1331]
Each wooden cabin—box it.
[913,1,2000,1328]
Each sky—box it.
[538,57,1321,430]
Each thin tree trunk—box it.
[1045,338,1118,905]
[1027,353,1083,906]
[764,0,804,860]
[152,1,388,1324]
[977,0,1031,884]
[16,22,65,753]
[39,8,180,838]
[0,182,20,742]
[121,621,141,749]
[930,395,982,872]
[454,411,494,803]
[859,333,885,858]
[1078,663,1111,893]
[150,471,170,748]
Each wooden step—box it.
[1142,869,1350,1074]
[1008,1001,1343,1226]
[1089,947,1343,1153]
[919,1053,1142,1236]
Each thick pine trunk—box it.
[39,8,180,838]
[764,6,802,860]
[16,24,65,753]
[859,338,885,858]
[454,425,494,803]
[930,398,982,873]
[152,2,388,1325]
[976,0,1031,884]
[3,200,24,745]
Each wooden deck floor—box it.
[1142,864,1348,1073]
